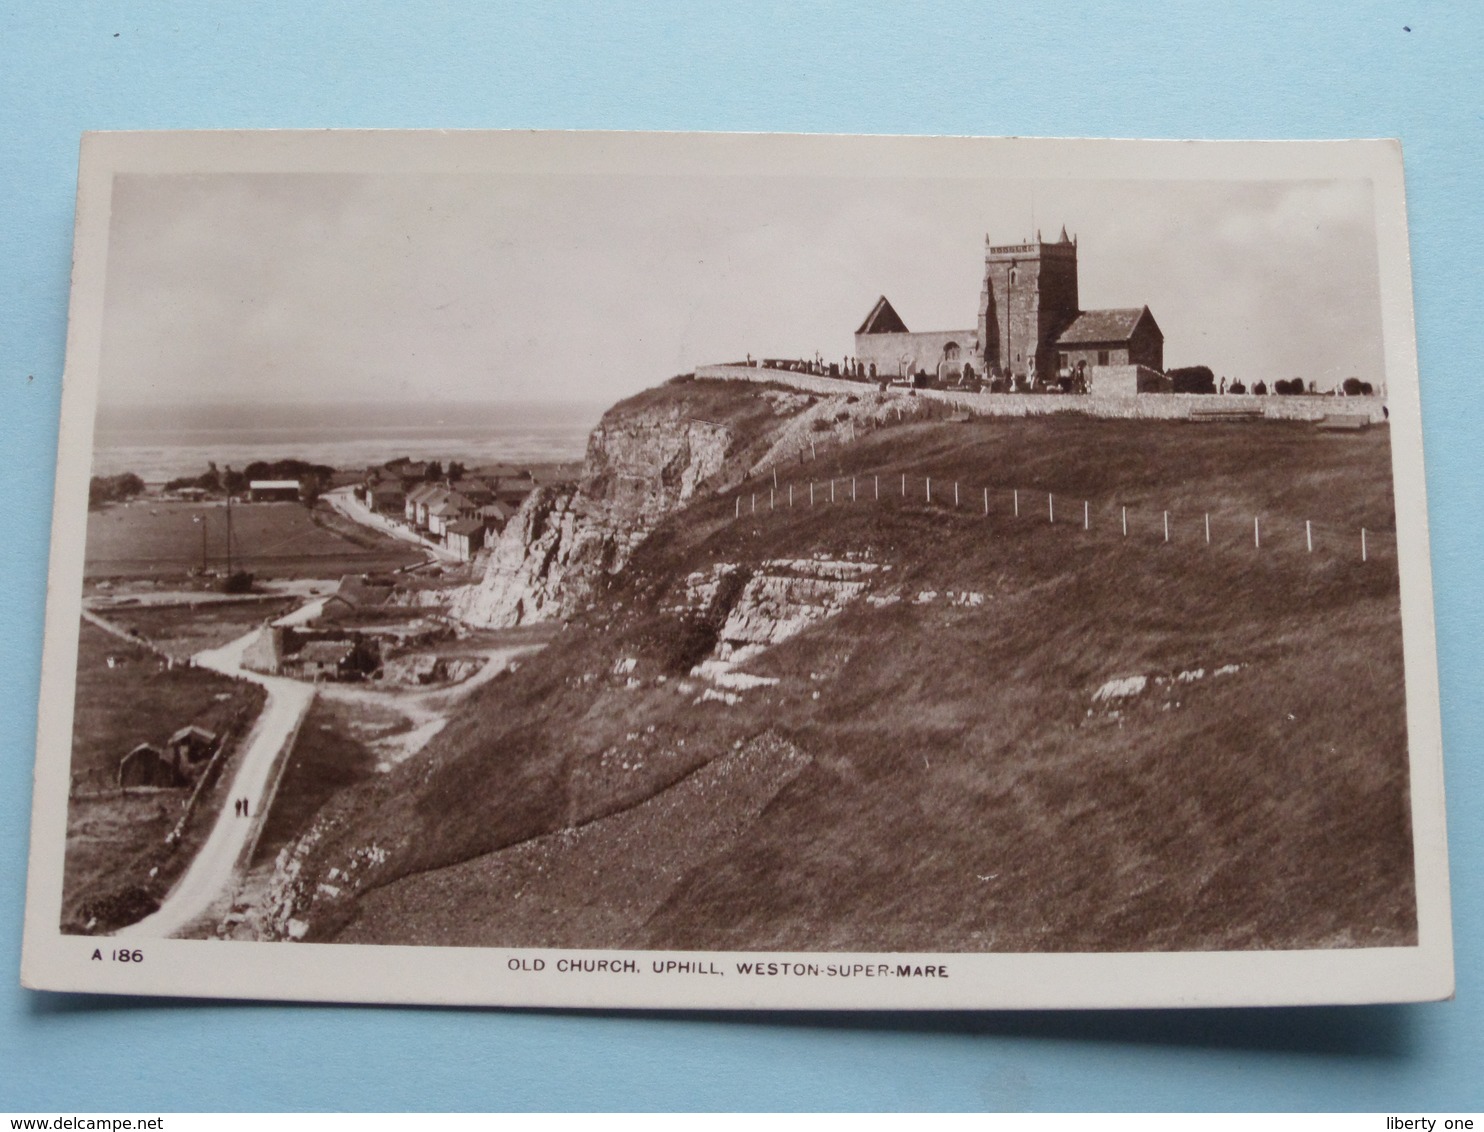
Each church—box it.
[853,229,1166,395]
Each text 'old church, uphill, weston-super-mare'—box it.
[853,229,1166,396]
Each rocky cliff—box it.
[451,382,780,627]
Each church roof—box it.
[1056,307,1159,345]
[856,295,910,335]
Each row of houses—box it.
[355,464,541,561]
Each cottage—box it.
[426,491,476,538]
[415,486,450,530]
[282,639,358,681]
[444,517,486,562]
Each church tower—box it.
[977,227,1080,382]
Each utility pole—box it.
[225,470,234,577]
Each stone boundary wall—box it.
[693,364,1387,423]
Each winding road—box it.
[117,601,323,939]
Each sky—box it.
[97,169,1385,407]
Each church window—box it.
[1097,349,1110,366]
[1009,267,1018,285]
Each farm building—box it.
[248,479,301,502]
[118,743,184,789]
[323,574,395,618]
[281,639,358,681]
[167,724,218,767]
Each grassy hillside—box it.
[288,397,1413,953]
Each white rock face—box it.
[451,408,739,628]
[1092,675,1148,702]
[717,571,868,654]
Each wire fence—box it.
[724,468,1396,566]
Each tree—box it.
[1229,380,1247,394]
[1342,377,1365,396]
[1253,380,1268,395]
[88,472,145,509]
[447,461,467,481]
[424,460,444,481]
[1167,365,1216,394]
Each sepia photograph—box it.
[21,131,1451,1009]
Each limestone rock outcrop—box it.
[451,401,740,628]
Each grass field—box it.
[251,694,401,866]
[283,407,1413,953]
[62,619,266,932]
[106,598,298,660]
[85,499,423,579]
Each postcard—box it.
[21,130,1452,1008]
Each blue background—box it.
[2,2,1480,1111]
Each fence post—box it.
[770,487,774,511]
[810,482,814,506]
[1205,513,1210,545]
[901,473,906,498]
[1014,489,1020,517]
[830,479,836,504]
[773,468,778,490]
[983,487,989,516]
[1254,516,1260,549]
[1362,527,1367,562]
[852,476,857,502]
[1084,501,1089,530]
[1163,511,1169,543]
[751,493,755,515]
[735,497,740,519]
[927,477,932,503]
[875,475,879,501]
[955,481,959,508]
[811,440,816,461]
[789,484,793,508]
[1049,493,1054,523]
[1122,506,1127,537]
[1306,520,1312,553]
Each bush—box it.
[1275,378,1305,396]
[1168,365,1216,394]
[1342,377,1369,396]
[1253,381,1268,395]
[1229,380,1247,394]
[810,418,832,432]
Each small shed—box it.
[118,743,184,788]
[168,724,218,766]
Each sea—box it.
[90,400,606,482]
